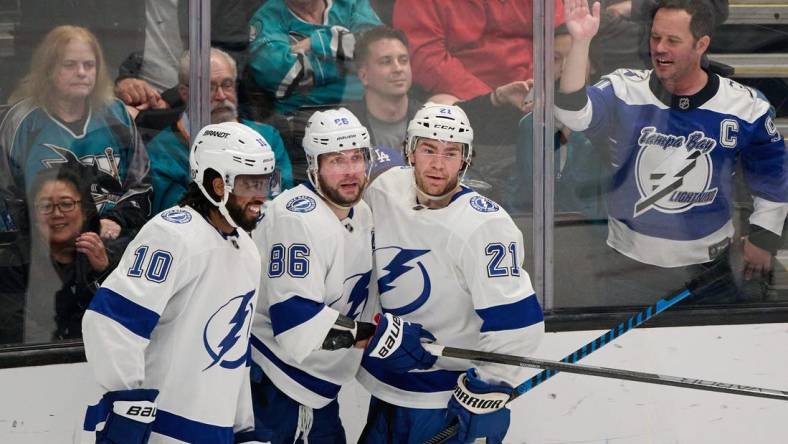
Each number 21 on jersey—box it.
[485,242,520,277]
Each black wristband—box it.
[747,224,782,254]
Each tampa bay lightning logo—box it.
[327,270,372,320]
[376,246,431,316]
[203,290,255,370]
[161,208,192,224]
[470,196,499,213]
[286,196,317,213]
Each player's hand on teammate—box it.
[291,37,312,55]
[742,236,772,280]
[446,368,512,444]
[365,313,438,372]
[96,389,159,444]
[565,0,601,41]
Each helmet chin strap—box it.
[217,190,239,229]
[409,156,470,204]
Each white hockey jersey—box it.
[80,206,261,444]
[250,183,375,409]
[555,69,788,267]
[357,167,545,409]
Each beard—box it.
[318,175,365,207]
[211,100,238,124]
[226,196,261,232]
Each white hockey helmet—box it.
[189,121,277,226]
[302,108,372,207]
[405,103,474,164]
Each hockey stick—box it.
[423,262,729,444]
[424,343,788,402]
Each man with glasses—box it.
[249,108,376,443]
[145,47,293,215]
[81,121,277,443]
[357,103,545,443]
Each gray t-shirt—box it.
[367,114,407,153]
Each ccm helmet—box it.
[302,108,371,208]
[189,121,276,226]
[405,103,473,164]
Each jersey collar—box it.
[649,69,719,112]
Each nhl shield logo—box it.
[678,97,690,110]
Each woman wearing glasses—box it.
[10,166,128,343]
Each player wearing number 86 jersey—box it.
[249,108,376,443]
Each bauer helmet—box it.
[302,108,372,208]
[189,121,277,227]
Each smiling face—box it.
[410,138,464,198]
[650,8,709,91]
[317,148,370,206]
[52,38,96,103]
[34,180,85,246]
[358,37,412,99]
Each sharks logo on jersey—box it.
[376,246,431,316]
[203,290,255,370]
[633,127,719,217]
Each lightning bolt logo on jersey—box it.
[203,290,256,370]
[375,246,431,316]
[633,127,719,217]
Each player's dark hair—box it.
[355,26,410,66]
[652,0,717,41]
[177,169,222,218]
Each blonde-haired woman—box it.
[0,25,151,241]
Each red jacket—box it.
[393,0,565,99]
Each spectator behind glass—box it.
[145,48,293,214]
[1,166,129,343]
[555,0,788,305]
[0,25,152,241]
[392,0,565,100]
[247,0,381,183]
[349,26,534,179]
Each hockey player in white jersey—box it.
[249,108,378,443]
[80,122,277,444]
[554,0,788,304]
[357,103,545,443]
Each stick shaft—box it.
[427,344,788,402]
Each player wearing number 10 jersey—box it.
[80,122,277,444]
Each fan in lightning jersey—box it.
[357,104,545,444]
[80,122,277,444]
[250,108,376,443]
[554,0,787,274]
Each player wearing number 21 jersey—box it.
[357,104,545,443]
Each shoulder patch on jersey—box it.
[469,196,500,213]
[160,208,192,224]
[286,195,317,213]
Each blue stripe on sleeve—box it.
[87,287,160,339]
[475,294,544,333]
[269,295,324,336]
[153,409,234,444]
[250,335,341,400]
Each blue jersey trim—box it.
[476,294,543,333]
[449,186,473,204]
[362,356,462,393]
[153,409,234,443]
[250,335,342,399]
[269,295,325,336]
[87,287,160,339]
